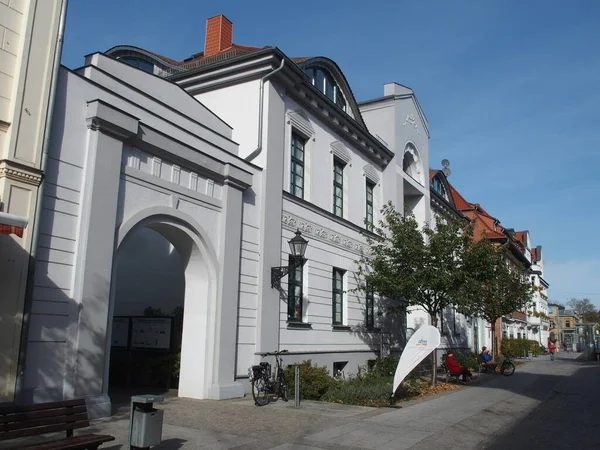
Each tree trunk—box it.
[430,314,438,386]
[490,321,497,359]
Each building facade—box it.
[14,12,551,416]
[0,0,66,403]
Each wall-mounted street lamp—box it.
[271,229,309,289]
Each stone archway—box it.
[105,207,220,400]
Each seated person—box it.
[479,346,498,372]
[445,350,475,382]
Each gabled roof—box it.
[447,181,531,267]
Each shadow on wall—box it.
[10,235,110,406]
[351,292,408,357]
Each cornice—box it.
[0,160,42,186]
[171,50,393,167]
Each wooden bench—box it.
[0,399,115,450]
[442,363,462,383]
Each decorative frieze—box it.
[282,212,368,255]
[0,162,42,186]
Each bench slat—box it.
[0,421,89,441]
[18,434,115,450]
[0,400,84,416]
[0,406,87,425]
[0,412,88,432]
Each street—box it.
[78,351,600,449]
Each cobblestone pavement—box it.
[80,352,590,449]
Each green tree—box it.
[461,239,534,358]
[355,202,475,385]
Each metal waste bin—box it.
[129,394,164,449]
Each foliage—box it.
[322,376,393,407]
[501,338,542,357]
[322,358,459,407]
[451,351,479,371]
[355,203,475,321]
[460,239,534,356]
[528,310,552,321]
[354,202,476,384]
[283,360,335,400]
[368,355,400,378]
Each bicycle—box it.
[248,350,289,406]
[499,353,516,376]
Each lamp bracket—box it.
[271,256,305,289]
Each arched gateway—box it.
[19,54,256,418]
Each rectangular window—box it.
[333,158,344,217]
[288,255,303,321]
[566,320,570,328]
[332,268,345,325]
[290,132,305,199]
[365,287,374,328]
[366,180,375,230]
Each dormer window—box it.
[430,176,449,201]
[304,67,347,112]
[118,56,154,73]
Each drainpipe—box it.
[245,58,285,162]
[15,0,69,402]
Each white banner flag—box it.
[392,325,441,394]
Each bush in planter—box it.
[283,360,335,400]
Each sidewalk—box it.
[86,353,583,450]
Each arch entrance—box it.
[106,211,219,401]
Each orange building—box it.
[447,184,532,355]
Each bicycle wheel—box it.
[501,361,515,376]
[252,375,270,406]
[276,372,288,402]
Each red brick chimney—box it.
[204,15,233,57]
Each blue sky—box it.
[62,0,600,307]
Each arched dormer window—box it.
[304,66,347,112]
[431,176,449,201]
[118,56,154,73]
[402,145,423,184]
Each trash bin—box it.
[129,394,164,449]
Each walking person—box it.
[548,341,556,361]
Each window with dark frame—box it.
[365,287,374,328]
[290,132,305,199]
[366,180,375,229]
[332,268,345,325]
[287,254,303,321]
[333,158,344,217]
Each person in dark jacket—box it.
[446,350,475,382]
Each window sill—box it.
[332,325,352,332]
[287,321,312,329]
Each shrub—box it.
[502,338,543,357]
[365,355,400,379]
[283,360,335,400]
[322,376,393,407]
[452,351,479,371]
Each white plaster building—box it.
[18,51,257,416]
[18,13,509,417]
[106,16,430,381]
[527,244,550,346]
[0,0,66,403]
